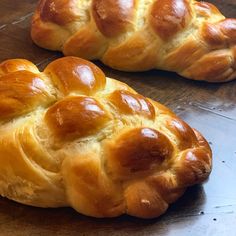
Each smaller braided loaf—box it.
[31,0,236,82]
[0,57,212,218]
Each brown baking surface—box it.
[0,0,235,235]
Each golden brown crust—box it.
[218,19,236,44]
[0,59,39,75]
[202,19,236,48]
[194,1,221,17]
[108,90,156,120]
[0,57,212,219]
[182,49,233,82]
[201,23,226,48]
[149,0,192,40]
[173,147,212,186]
[102,30,159,71]
[31,0,236,82]
[92,0,135,37]
[105,128,174,179]
[45,96,110,139]
[39,0,79,25]
[62,152,125,217]
[0,71,53,119]
[233,46,236,65]
[125,181,169,219]
[166,117,198,150]
[31,10,71,50]
[44,57,106,95]
[63,24,107,59]
[148,173,185,204]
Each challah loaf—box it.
[0,56,212,218]
[31,0,236,82]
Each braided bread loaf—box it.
[31,0,236,82]
[0,56,212,218]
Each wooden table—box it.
[0,1,236,235]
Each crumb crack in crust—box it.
[31,0,236,82]
[0,57,212,218]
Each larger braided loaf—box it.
[31,0,236,82]
[0,56,212,218]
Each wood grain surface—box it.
[0,1,236,235]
